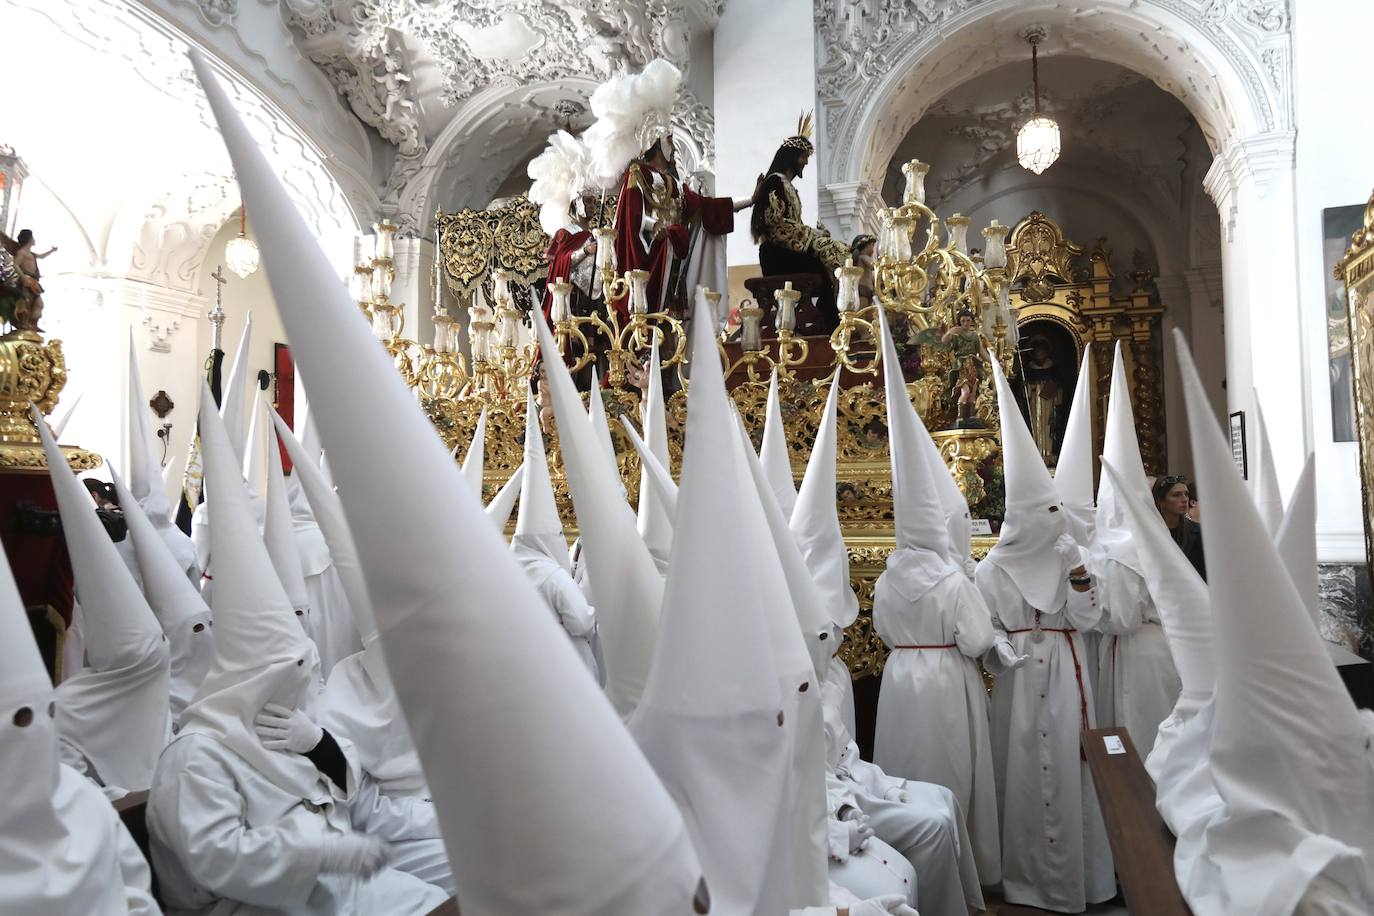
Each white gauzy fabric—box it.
[622,416,679,521]
[1173,331,1374,916]
[629,296,793,915]
[110,469,214,727]
[0,543,159,916]
[36,411,170,794]
[1053,349,1096,547]
[461,406,487,497]
[127,331,196,573]
[637,339,674,564]
[1250,395,1284,536]
[271,407,375,645]
[192,50,706,915]
[980,358,1071,611]
[761,369,799,519]
[792,372,860,628]
[535,315,664,717]
[263,412,318,646]
[484,468,523,532]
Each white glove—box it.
[1055,533,1085,573]
[993,639,1030,671]
[846,815,875,855]
[848,895,920,916]
[254,703,323,753]
[883,784,909,804]
[317,834,389,877]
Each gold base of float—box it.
[0,329,98,472]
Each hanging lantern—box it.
[1016,29,1060,175]
[225,202,259,279]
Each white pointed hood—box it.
[127,330,170,520]
[190,50,705,913]
[178,382,321,797]
[485,466,523,533]
[51,391,82,439]
[760,370,798,518]
[636,340,674,563]
[262,412,312,621]
[1176,329,1374,913]
[1250,395,1283,536]
[461,406,487,497]
[879,308,959,601]
[628,294,792,915]
[587,368,622,477]
[270,406,375,644]
[1091,343,1148,575]
[535,314,664,715]
[242,389,269,501]
[109,468,214,725]
[515,391,571,567]
[0,537,135,915]
[982,357,1070,610]
[621,416,679,522]
[220,313,253,463]
[37,410,170,791]
[1054,348,1096,545]
[790,373,859,627]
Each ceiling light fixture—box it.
[225,200,259,279]
[1016,26,1060,175]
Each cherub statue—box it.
[1,229,56,331]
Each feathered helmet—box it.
[527,130,597,235]
[781,112,814,154]
[584,59,683,187]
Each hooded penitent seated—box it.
[1088,344,1180,759]
[0,519,161,916]
[870,308,1001,893]
[975,359,1116,914]
[36,409,171,799]
[147,386,446,916]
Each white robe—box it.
[976,562,1116,913]
[872,568,1000,885]
[824,773,918,907]
[148,733,446,916]
[1092,557,1180,758]
[514,547,598,676]
[295,517,360,677]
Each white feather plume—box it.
[527,130,595,236]
[584,58,682,188]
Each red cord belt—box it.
[1004,625,1091,733]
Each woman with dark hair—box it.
[1154,474,1205,580]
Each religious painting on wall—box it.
[1323,205,1363,441]
[273,342,294,473]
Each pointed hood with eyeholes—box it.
[110,467,214,725]
[485,466,523,533]
[175,383,321,798]
[1054,348,1096,546]
[219,313,253,464]
[1250,395,1283,536]
[636,339,674,564]
[878,307,960,602]
[535,314,664,716]
[37,409,170,792]
[515,391,572,569]
[1175,330,1374,915]
[1090,343,1148,576]
[790,372,859,628]
[461,406,488,497]
[760,369,798,519]
[628,293,792,915]
[0,535,141,915]
[270,406,375,645]
[621,415,678,523]
[982,357,1070,610]
[189,50,706,914]
[128,332,198,572]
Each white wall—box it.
[714,0,818,267]
[1293,0,1374,563]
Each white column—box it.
[713,0,818,267]
[1203,131,1305,495]
[819,180,884,243]
[390,236,434,346]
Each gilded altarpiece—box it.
[1336,193,1374,586]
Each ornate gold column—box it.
[0,329,98,471]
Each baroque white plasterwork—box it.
[813,0,1292,195]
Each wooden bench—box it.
[110,790,459,914]
[1081,727,1192,916]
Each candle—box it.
[981,219,1009,269]
[902,160,929,206]
[627,270,650,314]
[947,214,970,256]
[774,282,799,331]
[550,277,572,323]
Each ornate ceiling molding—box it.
[813,0,1293,191]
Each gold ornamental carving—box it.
[0,330,99,470]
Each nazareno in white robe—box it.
[511,539,598,676]
[872,551,1001,887]
[289,481,361,677]
[1091,556,1180,758]
[976,561,1116,913]
[320,647,454,895]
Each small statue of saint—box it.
[1020,338,1062,462]
[1,229,56,331]
[941,308,987,427]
